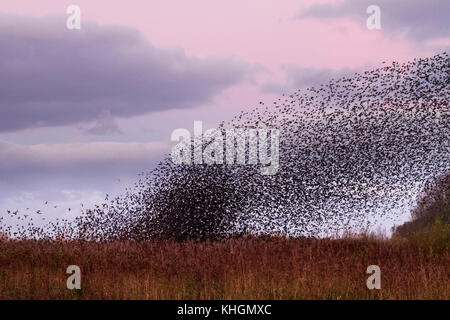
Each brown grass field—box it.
[0,234,448,300]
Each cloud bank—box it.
[298,0,450,43]
[0,13,250,132]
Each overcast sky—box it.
[0,0,448,229]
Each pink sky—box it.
[0,0,419,68]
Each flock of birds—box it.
[1,52,449,241]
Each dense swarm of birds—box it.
[412,169,450,220]
[1,53,449,241]
[394,168,449,236]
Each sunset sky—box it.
[0,0,448,227]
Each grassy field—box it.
[0,235,448,300]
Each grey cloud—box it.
[0,13,250,132]
[286,66,358,89]
[260,81,287,95]
[0,140,170,170]
[0,139,169,199]
[298,0,450,42]
[261,66,359,94]
[84,110,123,135]
[0,138,174,210]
